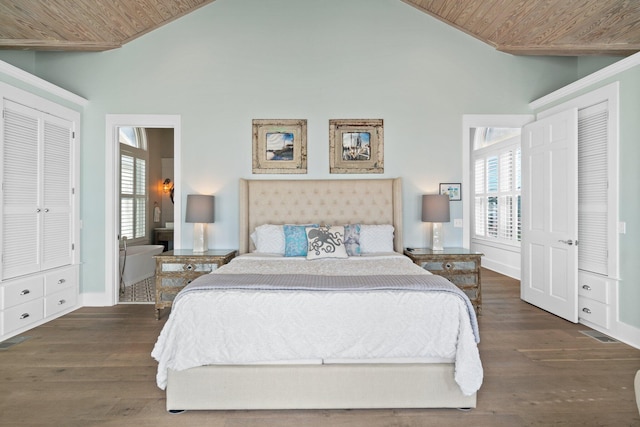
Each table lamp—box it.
[422,194,450,251]
[185,194,215,253]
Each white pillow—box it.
[359,224,394,253]
[253,224,285,254]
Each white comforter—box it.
[152,253,483,395]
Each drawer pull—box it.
[20,313,30,319]
[58,299,66,305]
[20,289,30,296]
[444,262,453,270]
[57,279,66,284]
[582,284,591,291]
[186,264,194,271]
[582,307,592,314]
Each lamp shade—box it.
[422,194,450,223]
[185,194,215,223]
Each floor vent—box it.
[0,335,31,350]
[580,330,619,343]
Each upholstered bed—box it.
[152,178,482,411]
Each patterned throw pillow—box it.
[305,225,349,260]
[343,223,361,256]
[284,224,318,257]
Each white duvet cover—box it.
[152,253,483,395]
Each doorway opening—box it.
[105,115,182,306]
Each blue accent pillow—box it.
[284,224,318,257]
[344,223,361,256]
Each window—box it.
[119,127,147,242]
[472,127,521,245]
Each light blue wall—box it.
[0,0,579,297]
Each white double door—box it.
[521,108,579,322]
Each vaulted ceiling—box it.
[0,0,639,56]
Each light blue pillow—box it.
[284,224,318,257]
[344,223,361,256]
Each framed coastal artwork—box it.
[440,183,461,201]
[252,119,307,174]
[329,119,383,174]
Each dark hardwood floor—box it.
[0,269,638,426]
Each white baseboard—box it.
[80,292,113,307]
[481,258,520,280]
[614,320,640,350]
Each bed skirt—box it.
[166,363,476,411]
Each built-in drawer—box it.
[44,267,77,295]
[578,272,609,304]
[578,296,608,328]
[2,276,44,309]
[45,287,77,317]
[3,298,44,334]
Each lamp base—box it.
[193,223,208,253]
[431,222,444,251]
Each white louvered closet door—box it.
[2,99,73,279]
[41,115,73,270]
[577,102,608,276]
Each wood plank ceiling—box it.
[0,0,639,56]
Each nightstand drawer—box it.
[159,276,202,288]
[440,273,479,287]
[161,263,218,273]
[420,261,477,272]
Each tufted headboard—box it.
[239,178,403,254]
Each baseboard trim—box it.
[80,292,112,307]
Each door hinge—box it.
[72,187,75,195]
[72,131,75,139]
[72,243,75,251]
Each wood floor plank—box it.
[0,268,638,426]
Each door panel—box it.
[521,108,578,322]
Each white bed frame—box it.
[165,178,476,411]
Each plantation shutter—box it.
[120,154,135,239]
[578,102,608,276]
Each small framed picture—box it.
[252,119,307,174]
[440,183,461,201]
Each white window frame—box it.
[472,133,521,247]
[119,127,148,244]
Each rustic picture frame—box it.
[252,119,307,174]
[329,119,384,174]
